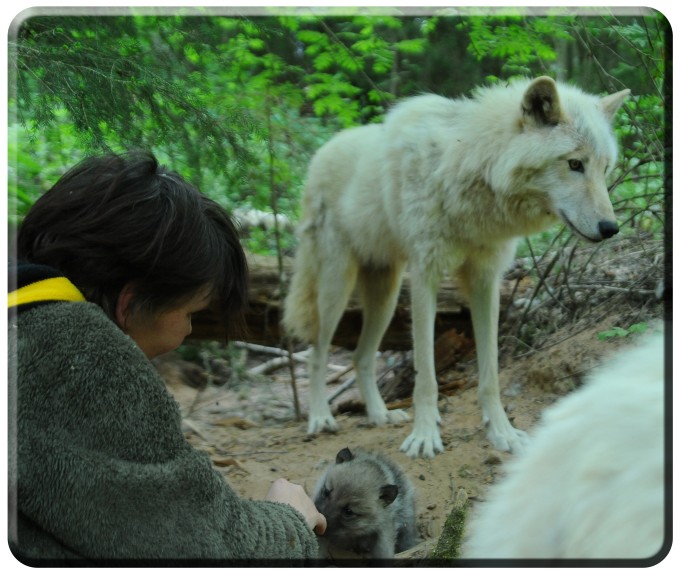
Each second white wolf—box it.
[462,333,665,559]
[284,76,629,457]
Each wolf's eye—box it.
[323,487,331,498]
[568,159,584,173]
[342,505,355,517]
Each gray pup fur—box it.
[313,447,418,559]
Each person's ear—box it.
[115,283,136,330]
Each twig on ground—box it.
[234,341,347,376]
[182,418,209,441]
[234,341,310,360]
[249,356,294,376]
[328,375,356,404]
[327,364,354,384]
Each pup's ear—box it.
[379,484,399,506]
[521,76,562,127]
[336,448,354,463]
[600,89,631,122]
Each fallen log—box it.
[190,253,526,350]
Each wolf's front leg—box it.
[307,345,339,434]
[400,275,443,458]
[467,267,530,454]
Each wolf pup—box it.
[284,76,630,458]
[313,447,418,559]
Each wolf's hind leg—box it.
[461,261,530,454]
[354,263,409,426]
[308,253,358,434]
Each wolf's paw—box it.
[386,409,411,424]
[365,404,410,427]
[367,408,411,426]
[307,414,339,434]
[487,423,530,454]
[400,421,444,459]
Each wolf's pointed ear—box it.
[336,447,353,463]
[521,76,562,127]
[600,89,631,122]
[379,484,399,506]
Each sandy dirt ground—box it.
[156,313,663,560]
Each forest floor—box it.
[154,234,665,562]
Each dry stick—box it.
[248,356,292,376]
[500,270,523,325]
[264,94,301,421]
[515,279,649,359]
[236,342,347,373]
[214,449,288,457]
[233,341,309,358]
[328,353,408,405]
[285,337,302,422]
[568,283,657,295]
[512,240,561,352]
[328,375,357,405]
[328,364,354,384]
[394,538,437,561]
[560,240,580,305]
[187,387,205,417]
[182,418,208,441]
[575,240,607,285]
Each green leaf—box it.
[395,38,426,54]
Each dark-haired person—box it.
[8,151,325,562]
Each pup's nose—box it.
[598,220,619,239]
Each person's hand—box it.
[265,478,327,535]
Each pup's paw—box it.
[307,413,339,434]
[400,421,444,458]
[486,422,530,454]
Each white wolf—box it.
[283,76,630,458]
[463,333,666,559]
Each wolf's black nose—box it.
[598,220,619,239]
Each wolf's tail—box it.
[282,218,320,343]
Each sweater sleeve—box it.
[11,302,318,562]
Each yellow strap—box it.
[8,277,86,309]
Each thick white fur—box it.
[463,333,666,559]
[283,77,630,458]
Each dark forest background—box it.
[7,7,669,355]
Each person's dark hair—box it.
[17,150,248,340]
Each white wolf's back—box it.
[282,123,390,341]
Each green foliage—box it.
[610,91,665,238]
[10,16,258,179]
[597,322,649,341]
[457,15,574,76]
[8,10,666,264]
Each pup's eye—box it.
[568,159,584,173]
[323,487,331,498]
[342,505,355,517]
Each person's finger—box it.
[314,513,327,535]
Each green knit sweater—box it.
[8,280,318,563]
